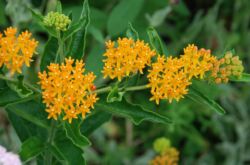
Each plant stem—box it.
[0,74,41,93]
[45,121,57,165]
[93,84,149,94]
[55,31,64,63]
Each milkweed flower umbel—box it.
[180,44,215,79]
[43,12,71,31]
[0,27,38,75]
[38,58,98,123]
[102,38,156,81]
[147,56,191,104]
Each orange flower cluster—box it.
[38,58,98,123]
[150,148,179,165]
[0,27,38,75]
[209,51,244,84]
[148,56,191,104]
[102,38,156,81]
[180,44,216,79]
[148,44,244,104]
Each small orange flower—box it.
[147,56,191,104]
[38,58,98,123]
[0,27,38,75]
[150,148,179,165]
[102,38,156,81]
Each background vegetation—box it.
[0,0,250,164]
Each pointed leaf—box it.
[81,111,112,135]
[96,96,172,125]
[107,0,144,36]
[19,137,44,162]
[187,87,226,115]
[126,22,139,40]
[147,27,164,55]
[68,0,90,59]
[64,120,91,148]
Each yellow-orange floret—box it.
[180,44,215,79]
[0,27,38,75]
[147,56,191,104]
[102,38,156,81]
[38,58,98,123]
[150,148,179,165]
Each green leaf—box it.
[107,85,125,103]
[96,96,172,125]
[187,87,226,115]
[56,0,62,13]
[81,111,112,136]
[230,73,250,82]
[64,120,91,148]
[147,27,164,55]
[0,0,7,26]
[0,80,38,107]
[40,37,58,71]
[6,100,50,129]
[6,76,33,98]
[68,0,90,60]
[126,22,139,40]
[54,128,86,165]
[48,144,68,164]
[29,8,57,37]
[63,18,85,41]
[107,0,144,36]
[19,137,44,162]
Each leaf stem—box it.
[93,84,149,94]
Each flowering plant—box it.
[0,0,249,164]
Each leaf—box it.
[107,0,144,36]
[56,0,62,13]
[68,0,90,60]
[54,128,86,165]
[230,73,250,82]
[146,6,172,27]
[48,144,68,164]
[40,37,58,71]
[6,100,50,129]
[89,25,105,43]
[6,75,33,98]
[63,18,85,41]
[126,22,139,40]
[29,8,57,37]
[187,87,226,115]
[96,96,172,125]
[81,111,112,136]
[107,85,125,103]
[64,120,91,148]
[0,80,38,107]
[19,137,44,162]
[147,27,164,55]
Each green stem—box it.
[0,74,41,93]
[93,84,149,94]
[45,121,57,165]
[55,31,64,63]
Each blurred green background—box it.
[0,0,250,164]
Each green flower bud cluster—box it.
[153,137,171,155]
[43,12,71,31]
[224,52,244,78]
